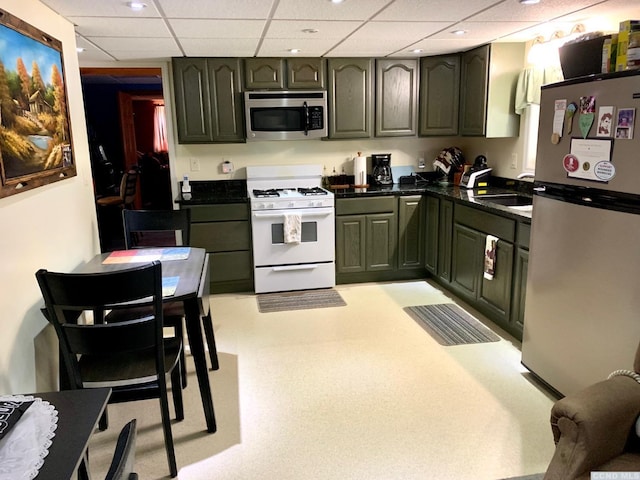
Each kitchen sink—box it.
[475,193,533,207]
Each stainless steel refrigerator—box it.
[521,70,640,396]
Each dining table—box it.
[0,387,111,480]
[73,247,217,433]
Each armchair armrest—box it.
[545,375,640,480]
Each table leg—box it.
[184,298,217,433]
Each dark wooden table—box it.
[32,388,111,480]
[74,247,217,433]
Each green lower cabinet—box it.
[183,203,253,293]
[424,195,439,275]
[336,214,366,273]
[366,213,396,271]
[398,196,424,269]
[437,199,453,282]
[511,247,529,338]
[451,220,515,328]
[335,213,395,275]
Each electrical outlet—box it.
[418,157,425,169]
[190,158,200,172]
[510,153,518,170]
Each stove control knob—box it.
[289,201,295,208]
[267,203,274,209]
[256,203,264,209]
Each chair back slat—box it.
[123,209,190,249]
[36,261,165,389]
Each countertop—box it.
[175,178,532,220]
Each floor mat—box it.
[257,289,346,313]
[404,304,500,346]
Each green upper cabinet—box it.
[172,57,244,144]
[287,58,326,89]
[375,59,418,137]
[327,58,373,139]
[244,58,325,90]
[244,58,285,89]
[459,43,525,137]
[419,55,460,136]
[172,58,212,143]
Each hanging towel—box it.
[483,235,499,280]
[283,213,302,244]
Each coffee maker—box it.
[371,153,393,186]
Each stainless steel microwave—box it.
[244,91,327,141]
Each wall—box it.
[0,0,98,394]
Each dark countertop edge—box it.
[175,196,248,205]
[334,183,532,221]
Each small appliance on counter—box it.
[372,153,393,186]
[459,155,492,189]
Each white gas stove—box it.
[246,165,335,294]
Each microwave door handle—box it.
[303,101,309,136]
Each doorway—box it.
[80,67,173,251]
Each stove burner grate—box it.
[253,189,280,198]
[298,187,328,196]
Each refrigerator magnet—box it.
[553,99,567,139]
[594,161,616,181]
[567,138,613,182]
[596,106,615,137]
[615,108,635,139]
[563,154,579,173]
[579,96,596,139]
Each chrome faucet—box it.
[517,172,535,179]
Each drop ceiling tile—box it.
[266,20,362,39]
[274,0,390,21]
[179,38,260,57]
[429,21,539,41]
[106,50,175,61]
[374,0,503,22]
[472,0,606,22]
[257,38,343,57]
[40,0,160,17]
[406,37,494,55]
[88,36,181,53]
[157,0,273,19]
[169,19,266,38]
[70,17,171,37]
[350,21,447,41]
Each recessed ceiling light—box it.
[289,48,301,53]
[411,49,423,53]
[76,47,85,53]
[451,30,466,35]
[329,0,344,4]
[127,2,147,11]
[519,0,540,4]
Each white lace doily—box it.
[0,395,58,480]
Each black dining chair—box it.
[105,419,138,480]
[115,209,219,382]
[36,261,183,478]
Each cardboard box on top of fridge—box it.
[601,34,617,73]
[615,20,640,71]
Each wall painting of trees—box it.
[0,8,75,199]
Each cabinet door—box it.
[336,215,366,273]
[366,213,396,271]
[207,58,245,142]
[375,59,418,137]
[244,58,285,89]
[419,55,460,136]
[327,58,373,139]
[172,58,213,143]
[424,195,439,274]
[459,44,489,136]
[398,196,423,269]
[478,239,514,324]
[451,223,483,299]
[437,199,453,282]
[287,58,326,89]
[511,247,528,339]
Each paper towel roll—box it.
[353,155,367,186]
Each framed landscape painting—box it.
[0,8,75,199]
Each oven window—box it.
[250,107,304,132]
[271,221,318,243]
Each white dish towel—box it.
[483,235,499,280]
[283,213,302,244]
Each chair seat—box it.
[80,338,182,388]
[97,195,124,206]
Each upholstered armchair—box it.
[544,348,640,480]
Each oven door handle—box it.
[253,211,333,219]
[272,264,319,271]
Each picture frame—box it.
[615,108,635,140]
[0,8,75,199]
